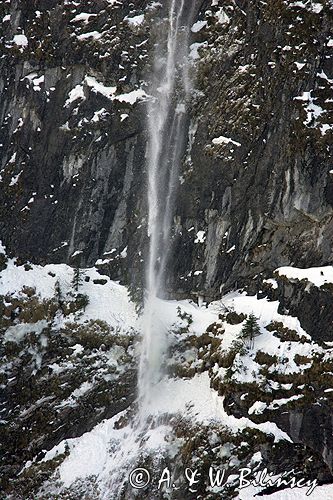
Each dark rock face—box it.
[1,1,332,300]
[273,276,333,343]
[280,403,333,473]
[0,0,150,273]
[171,0,333,297]
[223,383,333,480]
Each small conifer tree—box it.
[72,266,81,292]
[240,313,261,349]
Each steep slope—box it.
[1,0,332,299]
[1,246,333,498]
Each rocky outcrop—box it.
[194,273,333,482]
[273,274,333,343]
[0,256,138,497]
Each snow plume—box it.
[83,2,200,495]
[139,0,197,421]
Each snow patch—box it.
[195,230,206,243]
[53,372,291,490]
[294,90,325,128]
[124,14,144,26]
[65,84,85,107]
[9,170,23,186]
[12,34,28,47]
[191,20,207,33]
[277,265,333,287]
[116,88,147,104]
[77,31,103,41]
[85,76,116,99]
[263,278,278,289]
[0,260,137,333]
[215,8,230,24]
[4,320,49,343]
[212,135,241,147]
[189,41,208,60]
[85,76,147,104]
[71,13,97,23]
[288,1,323,13]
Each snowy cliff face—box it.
[1,1,333,499]
[2,252,333,499]
[1,0,332,298]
